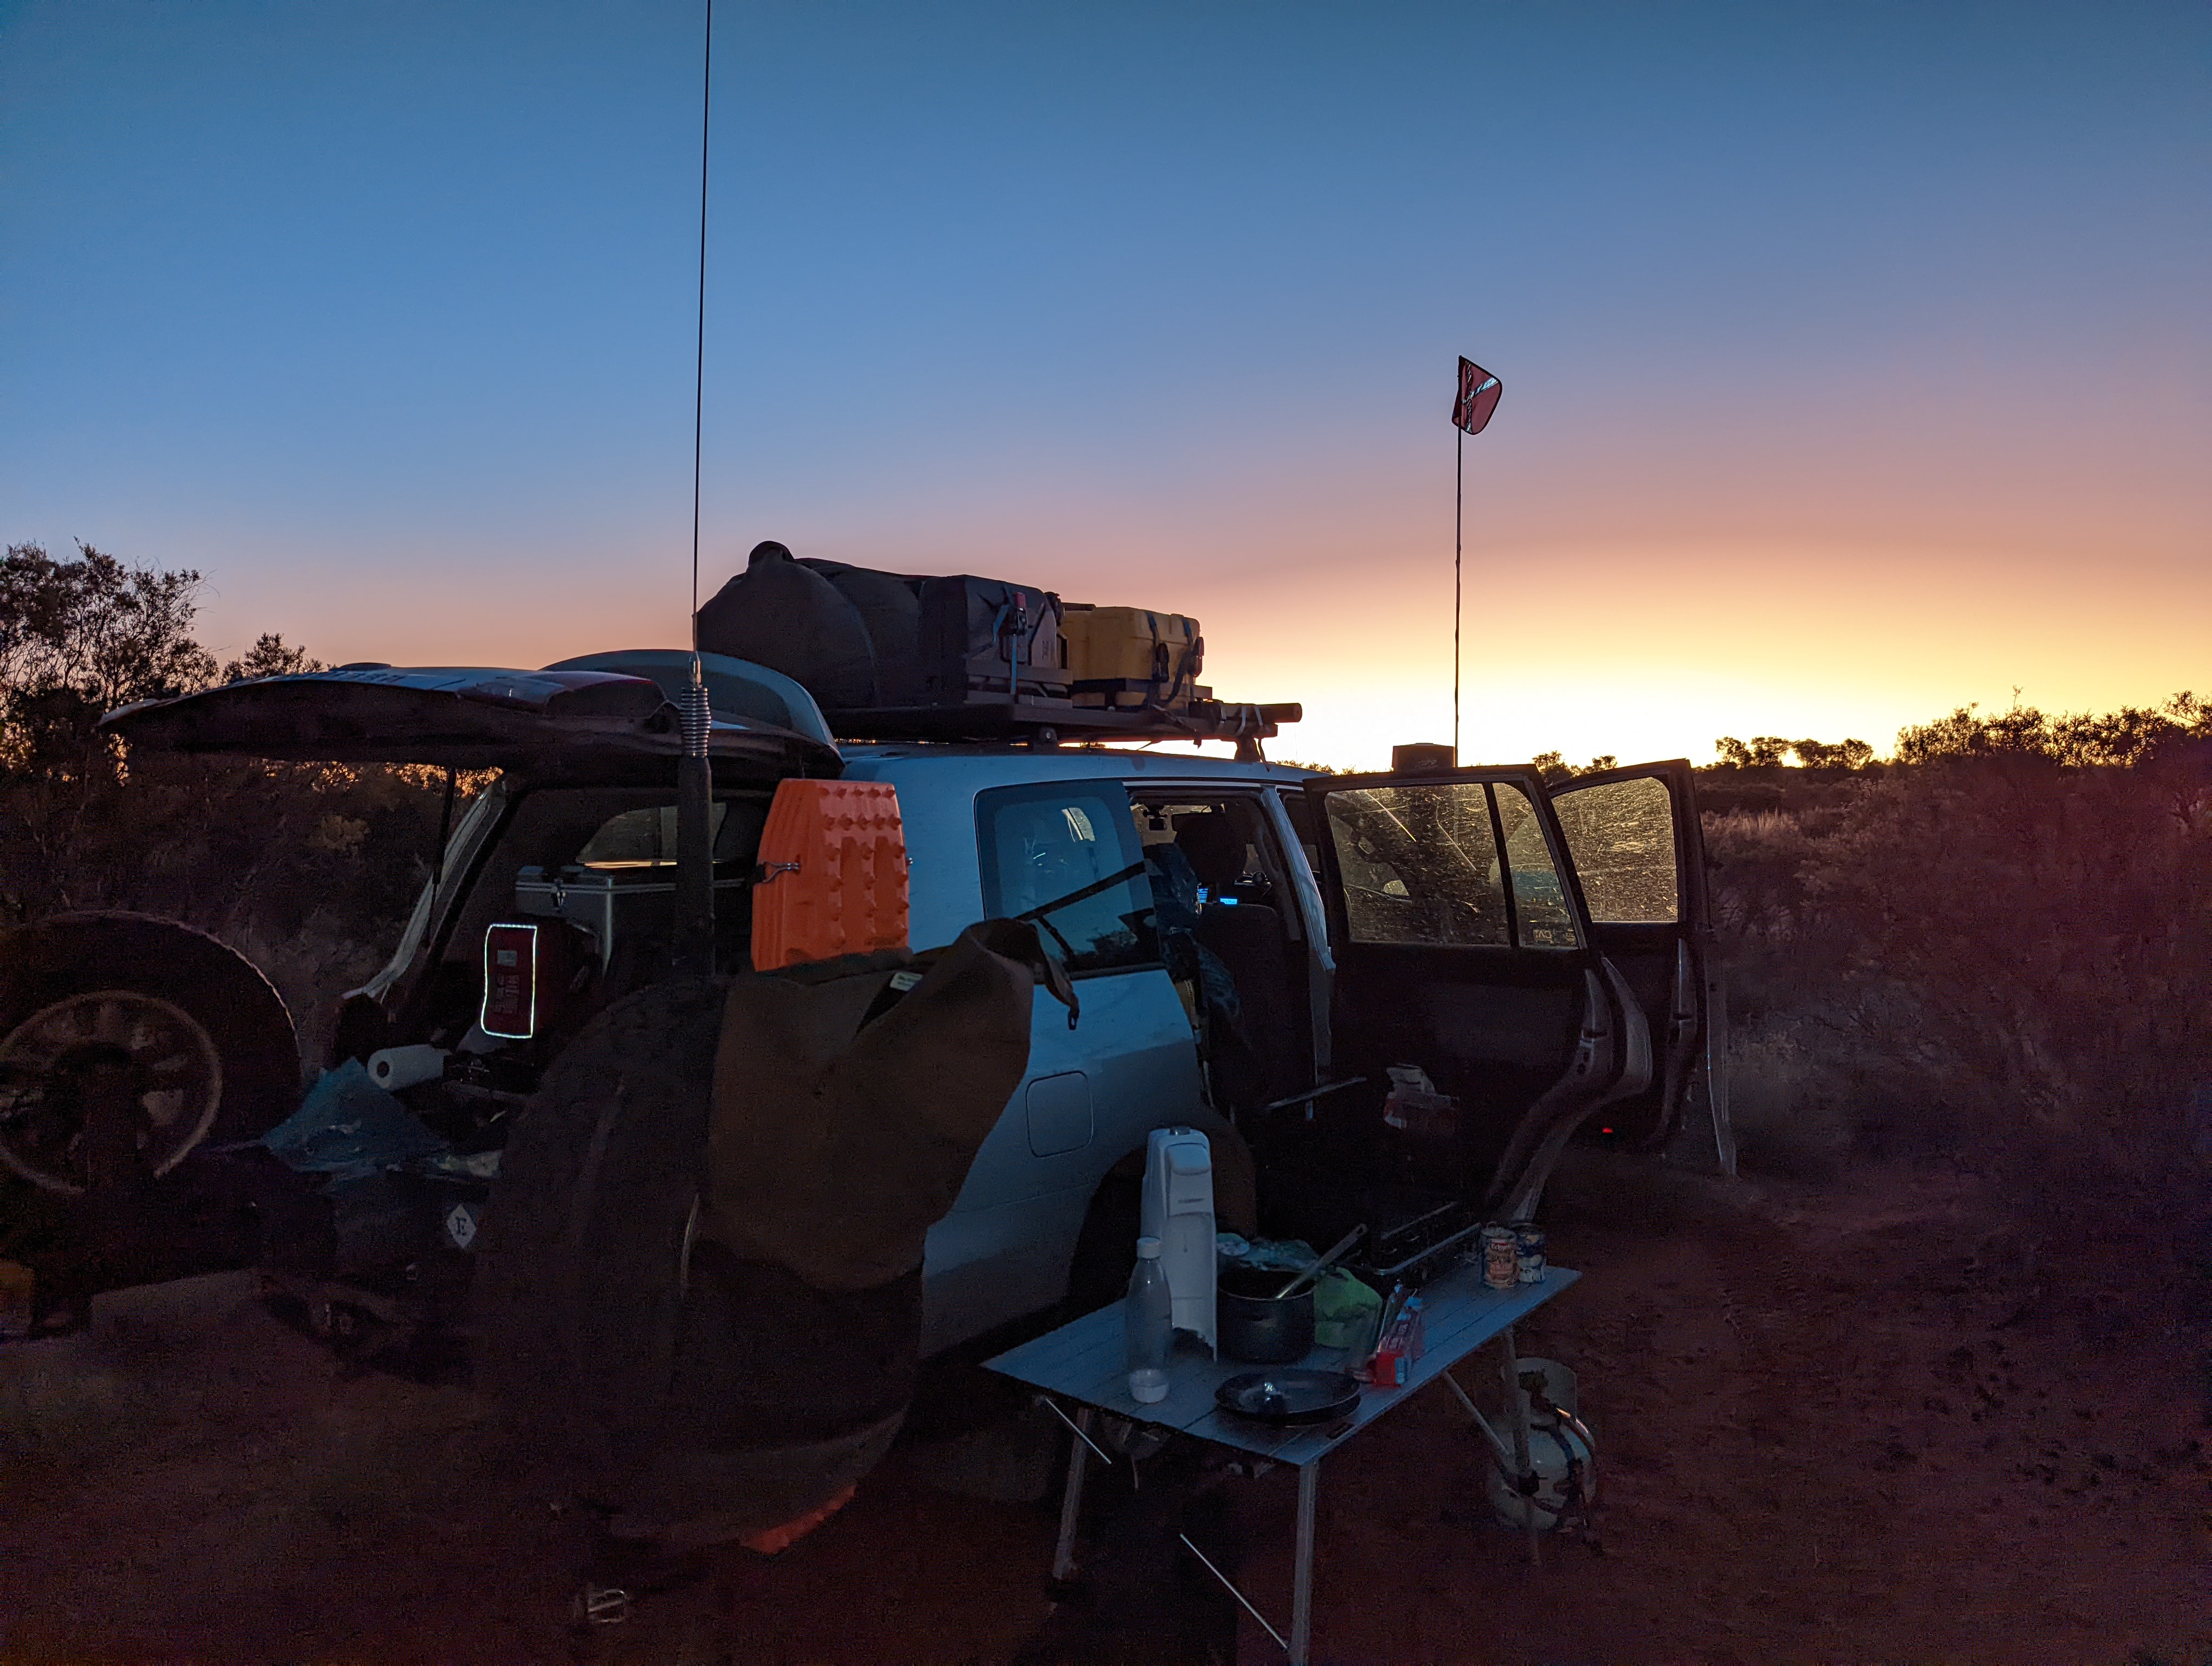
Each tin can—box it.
[1512,1221,1547,1285]
[1481,1225,1519,1290]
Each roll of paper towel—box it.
[367,1044,447,1093]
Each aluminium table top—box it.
[985,1261,1578,1467]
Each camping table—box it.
[985,1261,1579,1665]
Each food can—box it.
[1512,1221,1547,1285]
[1481,1225,1519,1290]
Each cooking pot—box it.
[1217,1263,1316,1364]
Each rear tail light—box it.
[481,922,539,1039]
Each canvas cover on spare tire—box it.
[472,919,1075,1546]
[703,918,1078,1289]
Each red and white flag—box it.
[1451,356,1502,435]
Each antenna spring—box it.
[680,681,712,758]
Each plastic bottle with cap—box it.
[1126,1235,1173,1404]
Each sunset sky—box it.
[3,2,2204,771]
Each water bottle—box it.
[1125,1235,1173,1404]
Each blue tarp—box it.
[260,1059,449,1183]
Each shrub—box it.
[1,541,465,1063]
[1702,697,2212,1203]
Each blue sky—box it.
[3,1,2205,766]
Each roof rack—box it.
[825,694,1302,754]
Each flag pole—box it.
[1448,355,1501,765]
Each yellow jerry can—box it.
[1062,606,1205,710]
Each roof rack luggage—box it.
[828,694,1301,751]
[1062,605,1205,713]
[694,542,1300,753]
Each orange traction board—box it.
[751,780,910,970]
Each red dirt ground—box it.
[2,1149,2206,1664]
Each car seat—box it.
[1173,813,1303,1113]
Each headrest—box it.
[1174,812,1245,891]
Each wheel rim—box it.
[0,990,225,1194]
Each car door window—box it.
[1315,781,1509,946]
[1491,781,1581,947]
[574,802,750,868]
[1549,774,1679,923]
[977,782,1159,975]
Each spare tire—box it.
[0,913,300,1195]
[471,977,919,1546]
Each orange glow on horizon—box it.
[197,525,2210,776]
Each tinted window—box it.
[1491,782,1580,947]
[1319,782,1509,946]
[576,802,736,868]
[978,782,1159,975]
[436,788,769,984]
[1551,774,1679,923]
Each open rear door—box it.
[1545,760,1710,1151]
[1298,767,1647,1219]
[101,663,838,780]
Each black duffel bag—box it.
[695,541,1068,713]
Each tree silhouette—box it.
[222,633,322,684]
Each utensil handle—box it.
[1274,1223,1367,1301]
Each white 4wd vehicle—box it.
[48,646,1713,1375]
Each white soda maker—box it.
[1139,1126,1217,1354]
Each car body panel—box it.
[837,746,1314,951]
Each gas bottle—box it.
[1486,1358,1597,1532]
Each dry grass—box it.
[1704,754,2212,1221]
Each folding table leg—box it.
[1290,1459,1319,1665]
[1500,1325,1541,1567]
[1051,1405,1094,1584]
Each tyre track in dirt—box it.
[1219,1150,2208,1665]
[2,1151,2205,1664]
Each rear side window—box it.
[1319,782,1509,947]
[1549,774,1679,923]
[978,782,1159,976]
[1317,780,1581,950]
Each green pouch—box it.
[1311,1267,1382,1350]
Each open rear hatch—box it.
[100,660,839,780]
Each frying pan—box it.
[1214,1368,1363,1425]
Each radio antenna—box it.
[673,0,718,977]
[689,0,715,667]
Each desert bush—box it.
[1702,697,2212,1201]
[2,542,466,1065]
